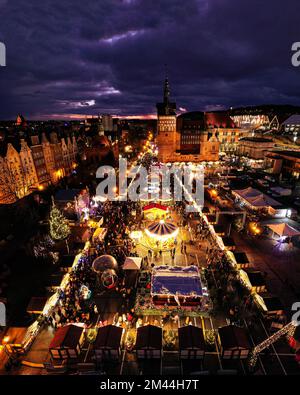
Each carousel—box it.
[142,203,168,221]
[142,219,179,251]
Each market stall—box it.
[135,325,162,359]
[239,269,267,293]
[267,223,300,239]
[254,294,284,316]
[228,251,252,269]
[221,236,236,251]
[26,297,48,315]
[218,325,251,360]
[123,257,142,270]
[92,227,108,243]
[93,325,123,360]
[178,325,206,360]
[49,324,84,360]
[123,257,142,288]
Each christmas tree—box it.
[49,205,70,241]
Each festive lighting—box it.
[248,321,297,369]
[49,205,70,240]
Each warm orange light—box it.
[211,189,218,198]
[3,336,10,344]
[38,185,44,191]
[249,222,261,235]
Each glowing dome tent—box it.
[145,220,178,241]
[92,255,118,273]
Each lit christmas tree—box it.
[49,205,70,241]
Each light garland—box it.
[49,205,71,241]
[248,321,297,369]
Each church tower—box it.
[156,75,177,163]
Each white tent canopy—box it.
[123,257,142,270]
[267,223,300,237]
[233,187,281,208]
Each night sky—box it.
[0,0,299,120]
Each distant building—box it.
[237,136,275,159]
[83,134,112,165]
[231,114,269,129]
[156,78,221,162]
[30,135,51,186]
[15,114,27,128]
[102,114,113,132]
[282,115,300,143]
[0,128,79,204]
[265,150,300,179]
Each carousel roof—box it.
[146,220,178,239]
[143,203,168,212]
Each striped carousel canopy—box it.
[145,220,179,240]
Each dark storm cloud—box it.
[0,0,299,119]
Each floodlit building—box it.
[265,150,300,179]
[156,78,233,162]
[0,130,79,204]
[237,136,275,159]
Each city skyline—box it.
[0,0,300,120]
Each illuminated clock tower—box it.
[156,77,178,162]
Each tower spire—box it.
[163,63,170,103]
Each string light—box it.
[49,204,70,240]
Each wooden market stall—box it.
[218,325,251,360]
[135,325,162,359]
[49,324,84,360]
[92,227,107,243]
[239,269,267,293]
[178,325,206,360]
[254,294,284,317]
[229,251,252,269]
[26,297,48,315]
[93,325,123,360]
[221,236,236,251]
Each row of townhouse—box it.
[0,132,78,204]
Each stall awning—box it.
[267,223,300,237]
[92,227,107,241]
[233,187,281,208]
[123,257,142,270]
